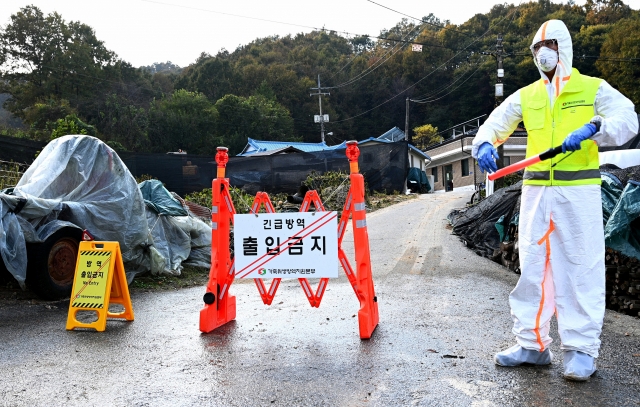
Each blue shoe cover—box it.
[494,344,553,366]
[563,351,596,381]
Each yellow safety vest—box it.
[520,68,602,186]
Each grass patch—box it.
[129,264,210,292]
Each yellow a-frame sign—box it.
[66,241,134,332]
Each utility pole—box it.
[493,33,505,172]
[482,34,508,189]
[494,33,505,107]
[405,97,410,142]
[310,75,330,143]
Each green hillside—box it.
[0,0,638,155]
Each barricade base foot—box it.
[358,303,379,339]
[199,296,236,333]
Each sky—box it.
[2,0,640,68]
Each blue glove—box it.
[561,123,597,154]
[477,142,499,174]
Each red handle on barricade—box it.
[487,145,564,181]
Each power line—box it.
[140,0,319,32]
[408,55,479,100]
[411,62,483,103]
[331,6,521,123]
[576,55,640,62]
[511,51,640,62]
[325,15,489,91]
[330,1,531,123]
[139,0,456,54]
[365,0,473,37]
[325,23,426,89]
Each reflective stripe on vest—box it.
[524,169,601,181]
[520,68,602,187]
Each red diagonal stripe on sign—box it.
[72,255,112,300]
[236,212,337,279]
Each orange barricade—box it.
[199,147,237,333]
[199,141,379,339]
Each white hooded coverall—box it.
[471,20,638,357]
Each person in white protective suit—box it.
[471,20,638,381]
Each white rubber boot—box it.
[494,344,553,366]
[563,350,597,381]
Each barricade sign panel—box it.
[233,212,339,279]
[200,143,378,338]
[66,241,134,332]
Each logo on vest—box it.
[562,100,586,107]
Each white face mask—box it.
[536,47,558,72]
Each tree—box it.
[585,0,632,25]
[573,24,612,77]
[141,61,182,74]
[2,2,638,153]
[596,16,640,105]
[214,94,296,155]
[23,99,76,141]
[0,6,117,120]
[0,6,160,143]
[147,89,220,154]
[49,114,96,140]
[413,124,440,149]
[98,94,149,151]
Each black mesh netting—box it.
[447,181,522,259]
[0,137,410,196]
[226,142,408,195]
[119,152,214,197]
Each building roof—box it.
[243,146,307,157]
[378,126,406,142]
[238,126,431,161]
[238,138,347,156]
[424,128,528,151]
[359,135,431,161]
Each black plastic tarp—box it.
[447,181,522,258]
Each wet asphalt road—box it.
[1,190,639,407]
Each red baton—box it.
[488,145,564,181]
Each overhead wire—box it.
[511,51,640,62]
[403,6,519,103]
[408,54,481,100]
[324,32,456,83]
[325,22,426,89]
[365,0,473,37]
[138,0,461,90]
[140,0,457,53]
[411,62,484,103]
[6,0,638,128]
[324,1,496,88]
[330,1,528,123]
[330,6,521,123]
